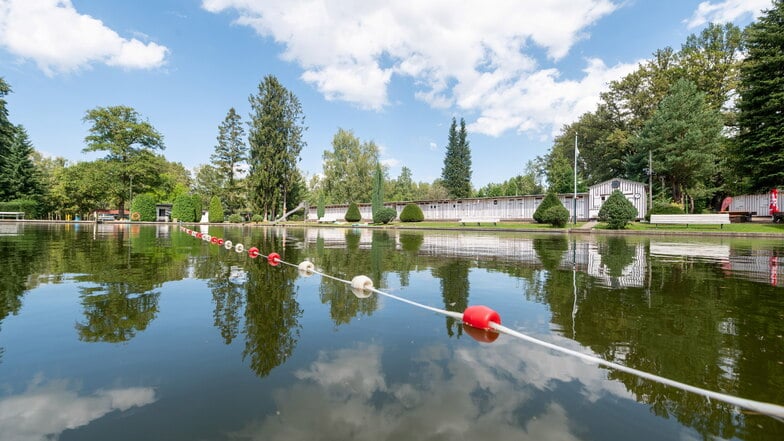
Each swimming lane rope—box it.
[178,226,784,420]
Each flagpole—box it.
[573,133,578,225]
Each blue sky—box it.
[0,0,770,188]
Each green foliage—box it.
[0,78,17,201]
[251,214,264,223]
[322,129,379,204]
[533,192,562,224]
[211,107,246,212]
[208,196,224,223]
[645,201,685,221]
[0,199,38,218]
[599,190,638,229]
[1,125,43,202]
[541,204,570,227]
[171,194,197,222]
[191,194,203,222]
[317,192,325,219]
[635,79,723,211]
[441,117,472,198]
[400,203,424,222]
[371,162,384,222]
[247,75,306,220]
[82,105,165,216]
[375,207,396,224]
[345,202,362,222]
[476,162,545,197]
[734,1,784,192]
[130,194,157,222]
[228,213,243,223]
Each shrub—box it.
[376,207,397,224]
[645,201,684,222]
[400,203,424,222]
[208,196,224,223]
[0,199,39,218]
[599,190,638,229]
[227,213,243,223]
[171,194,197,222]
[130,194,157,222]
[533,192,562,224]
[192,194,203,222]
[317,193,325,219]
[541,204,570,227]
[345,202,362,222]
[251,214,264,223]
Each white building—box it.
[308,178,647,222]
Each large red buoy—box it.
[462,305,501,330]
[248,247,260,258]
[267,252,281,266]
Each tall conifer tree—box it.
[212,108,247,212]
[735,0,784,191]
[247,75,306,220]
[441,117,472,198]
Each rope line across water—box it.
[178,226,784,420]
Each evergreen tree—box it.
[208,195,224,223]
[211,108,246,212]
[2,125,43,201]
[0,78,15,201]
[635,79,723,211]
[371,162,384,222]
[247,75,306,220]
[441,117,472,198]
[734,0,784,191]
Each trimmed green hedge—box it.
[375,207,396,224]
[130,194,157,222]
[533,192,561,224]
[0,199,38,218]
[599,190,638,229]
[541,204,570,227]
[251,214,264,223]
[172,194,197,222]
[400,203,424,222]
[228,213,243,223]
[208,196,224,223]
[345,202,361,222]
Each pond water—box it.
[0,223,782,440]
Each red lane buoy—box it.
[217,238,224,245]
[248,247,260,258]
[211,237,219,244]
[462,324,500,343]
[462,305,501,331]
[267,252,281,266]
[196,232,203,239]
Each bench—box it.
[649,213,730,228]
[0,211,25,220]
[460,218,499,226]
[318,215,339,223]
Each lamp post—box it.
[573,133,578,225]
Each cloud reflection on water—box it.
[227,332,687,441]
[0,376,156,441]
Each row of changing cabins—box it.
[309,178,784,223]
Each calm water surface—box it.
[0,223,782,440]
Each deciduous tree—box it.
[82,106,165,217]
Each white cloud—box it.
[0,377,156,441]
[0,0,169,75]
[381,158,400,169]
[202,0,621,136]
[686,0,772,29]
